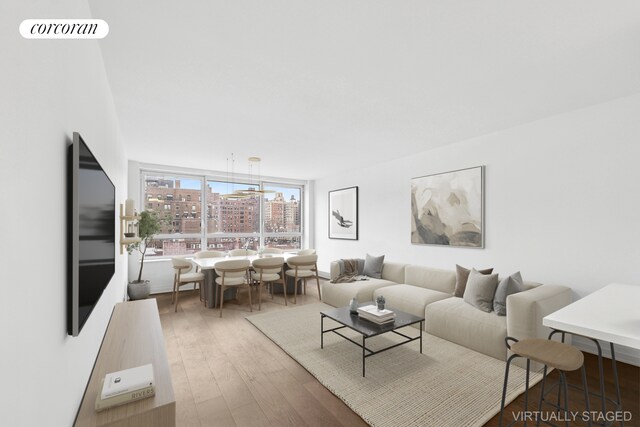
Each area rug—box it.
[247,302,543,427]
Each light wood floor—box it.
[157,281,639,427]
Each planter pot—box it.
[128,280,151,300]
[377,302,385,310]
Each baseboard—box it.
[572,336,640,367]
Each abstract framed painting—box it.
[411,166,484,248]
[329,186,358,240]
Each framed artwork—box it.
[329,186,358,240]
[411,166,484,248]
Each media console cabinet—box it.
[74,299,175,427]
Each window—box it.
[141,171,304,257]
[263,184,302,250]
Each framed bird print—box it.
[329,186,358,240]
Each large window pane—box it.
[207,237,259,252]
[263,236,301,250]
[144,175,202,234]
[146,238,202,257]
[206,181,260,234]
[263,185,301,233]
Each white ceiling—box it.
[90,0,640,180]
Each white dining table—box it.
[193,254,295,309]
[543,283,640,425]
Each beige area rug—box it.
[247,302,543,427]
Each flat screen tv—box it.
[67,132,115,336]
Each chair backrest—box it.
[195,250,226,259]
[172,257,193,273]
[287,254,318,271]
[229,249,257,256]
[262,248,283,254]
[252,257,285,275]
[215,259,250,278]
[297,249,316,255]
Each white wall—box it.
[314,94,640,363]
[0,1,127,425]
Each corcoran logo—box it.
[19,19,109,39]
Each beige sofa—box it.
[324,261,571,362]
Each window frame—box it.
[140,168,305,258]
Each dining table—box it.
[192,253,297,309]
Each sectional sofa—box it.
[323,261,572,362]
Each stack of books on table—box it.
[95,364,155,411]
[357,304,396,324]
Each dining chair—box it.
[214,259,252,317]
[261,248,283,254]
[297,249,316,255]
[285,254,321,304]
[229,248,257,256]
[251,257,286,309]
[171,257,205,312]
[194,250,226,270]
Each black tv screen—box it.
[67,132,115,336]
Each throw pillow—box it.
[363,254,385,279]
[454,264,494,297]
[493,271,524,316]
[463,269,499,312]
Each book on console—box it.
[95,379,155,412]
[101,363,155,400]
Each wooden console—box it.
[74,299,175,427]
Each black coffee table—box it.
[320,303,424,377]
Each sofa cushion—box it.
[454,264,494,297]
[321,278,397,308]
[426,297,507,361]
[404,265,456,294]
[363,254,385,278]
[494,271,525,316]
[463,269,499,312]
[380,262,408,283]
[373,284,451,324]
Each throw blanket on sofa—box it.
[331,258,360,283]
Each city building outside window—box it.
[140,172,304,257]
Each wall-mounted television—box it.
[67,132,115,337]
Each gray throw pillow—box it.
[493,271,524,316]
[363,254,385,279]
[463,269,499,312]
[455,264,494,297]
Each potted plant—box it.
[127,210,162,300]
[376,295,386,311]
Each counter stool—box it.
[499,337,592,427]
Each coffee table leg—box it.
[420,321,423,353]
[362,335,366,377]
[321,314,324,349]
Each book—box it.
[357,305,395,320]
[358,311,395,324]
[101,363,155,400]
[95,379,155,411]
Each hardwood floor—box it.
[157,281,639,427]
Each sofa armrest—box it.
[506,284,572,342]
[330,261,340,281]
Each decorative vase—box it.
[349,298,358,314]
[128,280,150,300]
[377,302,385,310]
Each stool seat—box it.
[511,338,584,371]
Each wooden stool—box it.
[499,337,592,427]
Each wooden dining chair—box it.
[214,259,251,317]
[251,257,286,309]
[285,254,321,304]
[193,250,226,304]
[171,257,205,312]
